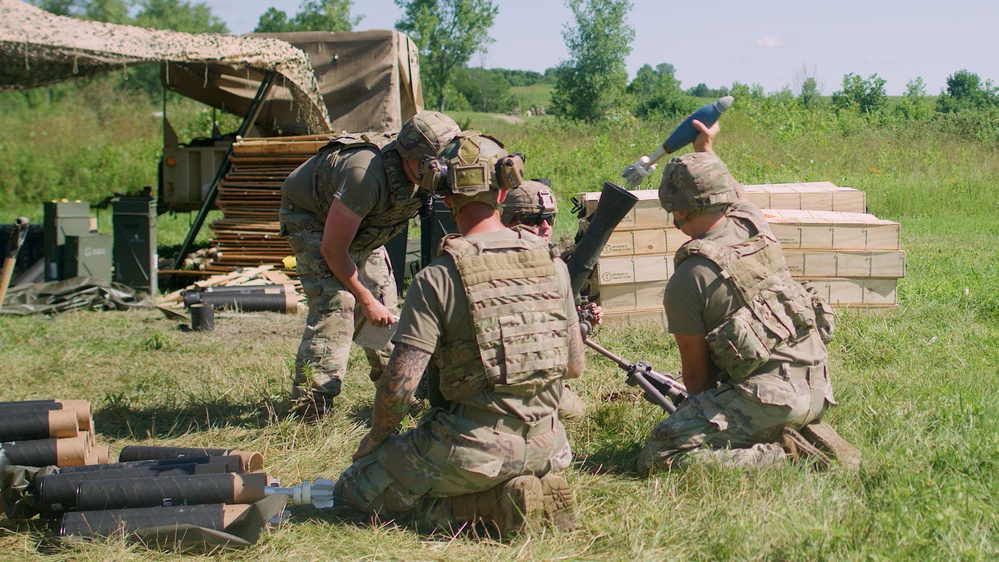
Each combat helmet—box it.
[501,180,557,226]
[396,111,461,160]
[658,152,740,214]
[419,130,524,211]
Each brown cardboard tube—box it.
[54,435,89,467]
[233,450,264,473]
[222,504,254,527]
[47,410,79,438]
[87,445,109,465]
[54,401,92,430]
[231,473,267,504]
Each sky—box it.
[201,0,998,96]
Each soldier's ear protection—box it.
[417,155,449,196]
[419,152,526,196]
[496,153,525,191]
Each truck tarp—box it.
[0,0,331,134]
[165,31,424,136]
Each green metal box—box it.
[112,197,158,295]
[63,234,112,281]
[43,201,92,281]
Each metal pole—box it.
[170,70,277,270]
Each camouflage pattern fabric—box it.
[658,152,741,213]
[396,111,461,161]
[279,208,398,396]
[333,406,571,527]
[500,180,557,225]
[637,363,830,474]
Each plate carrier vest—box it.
[435,229,570,402]
[674,207,834,380]
[312,132,424,254]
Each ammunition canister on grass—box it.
[1,435,89,467]
[74,472,267,511]
[0,409,79,441]
[59,503,251,538]
[0,400,92,431]
[118,446,263,473]
[38,461,233,513]
[58,454,241,474]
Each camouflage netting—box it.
[0,0,332,133]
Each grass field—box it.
[1,88,999,559]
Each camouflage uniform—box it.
[334,228,577,528]
[500,180,587,420]
[334,131,579,532]
[279,113,460,403]
[638,153,836,474]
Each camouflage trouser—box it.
[334,407,572,529]
[637,362,833,475]
[280,207,399,398]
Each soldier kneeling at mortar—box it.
[332,131,585,537]
[500,179,599,420]
[638,121,860,474]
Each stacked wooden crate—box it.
[579,182,904,324]
[204,135,332,273]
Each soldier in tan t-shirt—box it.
[637,121,859,474]
[279,111,460,419]
[332,132,585,538]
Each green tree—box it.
[799,77,820,109]
[394,0,498,112]
[255,7,296,32]
[627,63,692,118]
[293,0,359,32]
[550,0,634,122]
[29,0,78,15]
[134,0,228,33]
[831,73,887,114]
[452,67,515,113]
[895,77,934,121]
[936,69,996,113]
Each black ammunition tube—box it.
[2,436,88,467]
[59,503,250,538]
[57,454,241,475]
[118,446,262,472]
[0,409,79,441]
[38,462,228,513]
[75,472,267,511]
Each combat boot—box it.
[290,380,341,422]
[781,428,832,471]
[539,473,577,531]
[800,421,861,470]
[447,476,544,539]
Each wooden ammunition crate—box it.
[781,250,905,278]
[594,254,672,286]
[762,209,900,250]
[801,277,898,306]
[579,182,867,231]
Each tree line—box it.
[27,0,999,134]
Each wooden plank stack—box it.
[203,135,333,273]
[578,182,904,325]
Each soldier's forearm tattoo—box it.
[369,343,432,443]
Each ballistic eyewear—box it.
[521,213,556,227]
